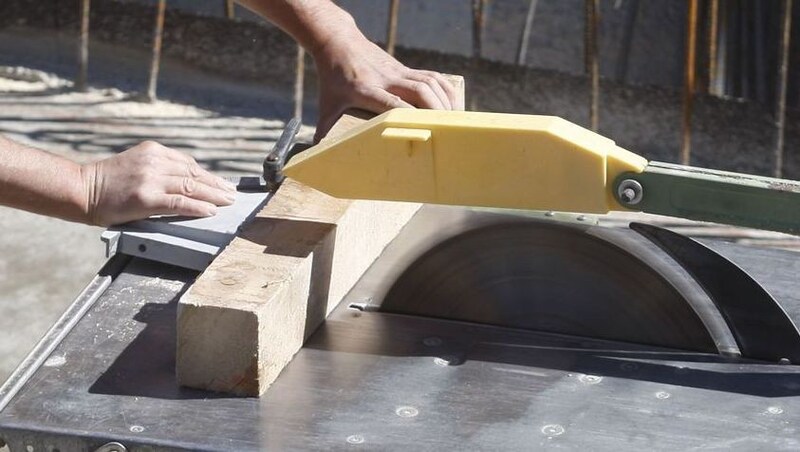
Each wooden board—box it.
[176,75,465,396]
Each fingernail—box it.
[224,193,237,204]
[205,206,218,217]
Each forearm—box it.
[236,0,361,57]
[0,135,89,223]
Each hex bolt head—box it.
[617,179,644,205]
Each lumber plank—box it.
[176,74,464,396]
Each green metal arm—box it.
[614,162,800,235]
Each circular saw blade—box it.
[381,221,720,352]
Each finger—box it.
[419,70,461,110]
[164,176,236,207]
[386,79,446,110]
[161,158,237,193]
[355,86,415,113]
[407,71,452,110]
[149,194,219,218]
[145,143,236,191]
[314,105,347,143]
[315,89,414,142]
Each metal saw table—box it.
[2,206,800,451]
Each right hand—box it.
[311,26,460,142]
[80,141,237,226]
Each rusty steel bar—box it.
[716,0,728,97]
[386,0,400,56]
[145,0,166,102]
[584,0,600,132]
[76,0,90,92]
[774,0,793,178]
[681,0,698,165]
[225,0,235,19]
[294,45,305,121]
[616,0,640,82]
[516,0,538,65]
[470,0,487,110]
[707,0,719,95]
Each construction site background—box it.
[1,0,799,388]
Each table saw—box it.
[3,111,800,451]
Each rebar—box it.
[616,0,640,82]
[681,0,698,165]
[775,0,793,178]
[470,0,487,110]
[386,0,400,56]
[584,0,600,132]
[516,0,538,66]
[76,0,90,92]
[145,0,166,103]
[707,0,718,95]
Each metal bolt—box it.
[617,179,643,205]
[395,406,419,418]
[655,391,671,399]
[767,406,784,415]
[44,355,66,367]
[434,355,462,366]
[578,374,602,385]
[346,434,365,445]
[541,424,565,437]
[576,215,587,221]
[129,425,144,433]
[544,211,555,217]
[94,443,128,452]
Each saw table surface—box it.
[2,209,800,451]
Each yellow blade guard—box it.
[284,109,647,213]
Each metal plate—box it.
[102,187,271,271]
[632,222,800,363]
[3,210,800,450]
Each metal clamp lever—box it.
[263,117,308,192]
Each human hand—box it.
[80,141,237,226]
[311,27,461,141]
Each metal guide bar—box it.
[615,161,800,235]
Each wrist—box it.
[76,162,99,225]
[307,8,361,61]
